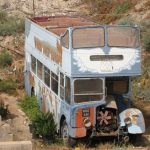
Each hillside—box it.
[0,0,150,149]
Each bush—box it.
[117,17,136,26]
[19,96,57,142]
[0,78,17,93]
[114,1,132,14]
[32,112,57,141]
[19,96,39,120]
[143,30,150,52]
[0,11,24,36]
[0,50,13,68]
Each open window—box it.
[106,77,129,94]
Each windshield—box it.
[107,27,140,48]
[74,78,104,103]
[72,27,104,49]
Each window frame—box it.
[51,71,58,95]
[60,30,69,49]
[72,26,105,49]
[31,55,36,74]
[73,78,104,103]
[43,65,51,87]
[65,76,71,104]
[107,26,140,48]
[59,72,65,100]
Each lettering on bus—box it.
[34,37,63,65]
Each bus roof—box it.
[30,16,96,36]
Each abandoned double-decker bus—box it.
[24,16,145,146]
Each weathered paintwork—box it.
[119,108,145,134]
[24,16,145,140]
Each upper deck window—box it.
[107,27,140,48]
[61,31,69,48]
[72,27,104,49]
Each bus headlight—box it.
[83,118,91,128]
[124,117,131,125]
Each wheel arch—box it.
[59,115,66,134]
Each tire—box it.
[129,134,142,145]
[61,120,77,147]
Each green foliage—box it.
[0,78,17,93]
[32,112,57,140]
[0,100,9,119]
[19,96,57,142]
[114,1,132,14]
[143,30,150,52]
[132,56,150,101]
[117,17,136,26]
[19,96,39,120]
[0,50,13,68]
[0,11,7,22]
[0,11,24,36]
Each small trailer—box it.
[24,16,145,146]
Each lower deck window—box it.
[44,66,50,87]
[74,78,103,103]
[51,72,58,94]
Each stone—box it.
[0,141,32,150]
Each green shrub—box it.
[117,17,136,26]
[32,112,57,141]
[19,96,39,120]
[143,30,150,52]
[19,96,57,142]
[0,50,13,68]
[0,11,24,36]
[0,11,7,22]
[114,1,132,14]
[0,78,17,93]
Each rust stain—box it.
[29,72,34,87]
[34,37,42,52]
[75,127,86,138]
[75,107,94,128]
[34,37,63,65]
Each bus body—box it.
[24,16,145,143]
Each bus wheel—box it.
[61,120,76,147]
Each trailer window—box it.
[51,72,58,95]
[65,76,71,104]
[31,55,36,73]
[74,78,103,103]
[37,60,43,79]
[60,73,64,99]
[107,27,140,48]
[44,66,50,87]
[72,27,104,49]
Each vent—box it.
[90,55,123,61]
